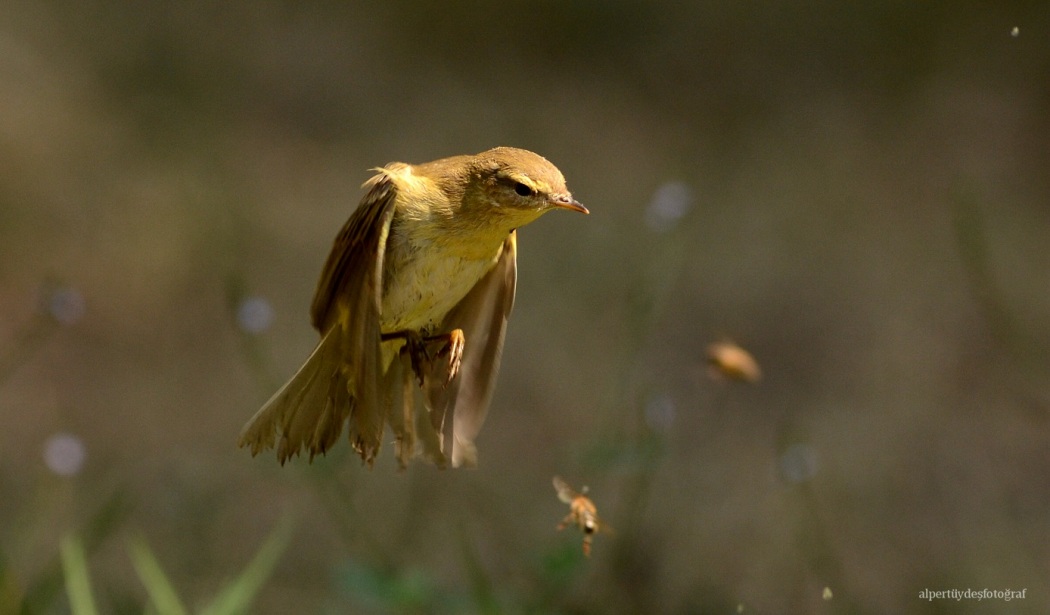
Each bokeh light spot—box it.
[778,443,819,483]
[43,432,86,477]
[644,393,676,432]
[644,181,691,232]
[48,287,86,325]
[237,296,275,334]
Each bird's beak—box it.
[551,194,589,214]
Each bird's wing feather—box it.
[311,171,397,332]
[425,232,517,467]
[239,171,397,464]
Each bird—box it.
[238,147,587,468]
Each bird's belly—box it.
[380,248,499,334]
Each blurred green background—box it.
[2,1,1048,613]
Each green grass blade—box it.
[199,516,295,615]
[58,535,98,615]
[126,534,189,615]
[19,489,132,614]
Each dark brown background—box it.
[2,2,1048,613]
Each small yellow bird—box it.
[239,147,587,468]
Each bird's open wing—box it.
[238,170,397,464]
[311,170,398,333]
[425,232,517,467]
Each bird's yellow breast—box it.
[379,238,502,334]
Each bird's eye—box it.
[514,182,534,197]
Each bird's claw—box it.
[442,329,465,386]
[392,329,466,389]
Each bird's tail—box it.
[238,327,381,464]
[385,346,449,469]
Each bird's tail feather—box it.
[387,346,448,468]
[238,328,356,464]
[240,329,455,467]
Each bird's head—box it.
[463,147,588,226]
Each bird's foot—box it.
[432,328,465,386]
[383,329,465,388]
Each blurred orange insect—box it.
[553,476,611,557]
[705,340,762,383]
